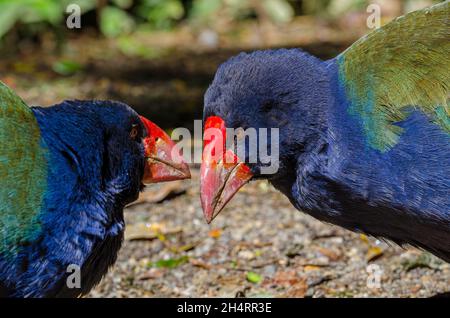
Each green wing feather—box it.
[0,81,48,256]
[338,1,450,151]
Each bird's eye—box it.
[261,100,275,113]
[130,125,139,139]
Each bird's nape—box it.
[200,116,253,223]
[140,116,191,184]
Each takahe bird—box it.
[200,2,450,262]
[0,81,190,297]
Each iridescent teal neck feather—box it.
[337,1,449,151]
[0,81,48,257]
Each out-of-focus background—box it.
[0,0,448,297]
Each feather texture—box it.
[0,81,48,257]
[338,1,449,151]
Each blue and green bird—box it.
[0,82,190,297]
[200,2,450,262]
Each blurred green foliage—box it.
[52,59,83,75]
[148,256,189,269]
[190,0,295,25]
[136,0,184,30]
[0,0,443,40]
[100,5,135,38]
[246,271,263,284]
[0,0,63,38]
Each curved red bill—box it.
[140,116,191,184]
[200,116,253,224]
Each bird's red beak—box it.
[200,116,253,224]
[140,116,191,184]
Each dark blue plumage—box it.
[0,91,190,298]
[0,101,146,297]
[202,49,450,262]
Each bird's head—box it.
[33,100,190,205]
[201,49,329,223]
